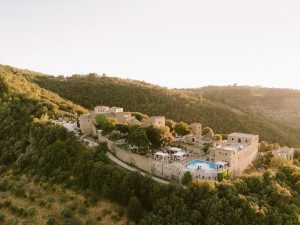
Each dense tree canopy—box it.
[131,112,148,121]
[146,126,173,149]
[202,127,214,137]
[16,66,300,147]
[174,122,190,136]
[1,65,300,225]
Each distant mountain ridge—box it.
[183,85,300,131]
[1,64,300,147]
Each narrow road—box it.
[81,137,170,185]
[106,152,170,185]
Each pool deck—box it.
[184,159,228,173]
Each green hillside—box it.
[5,64,298,147]
[192,86,300,130]
[0,65,86,116]
[1,65,300,224]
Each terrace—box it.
[216,141,248,151]
[154,147,193,163]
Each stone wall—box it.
[99,135,153,173]
[98,134,224,182]
[111,145,153,172]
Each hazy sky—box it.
[1,0,300,89]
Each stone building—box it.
[189,123,202,136]
[141,116,165,127]
[94,105,109,113]
[272,147,294,161]
[79,114,97,136]
[210,133,259,176]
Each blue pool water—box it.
[186,160,219,170]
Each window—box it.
[232,138,234,141]
[238,138,241,143]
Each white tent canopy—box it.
[168,147,183,152]
[173,152,186,157]
[154,151,169,157]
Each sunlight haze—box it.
[1,0,300,89]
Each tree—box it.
[146,126,173,149]
[102,117,117,134]
[259,141,269,152]
[174,122,190,136]
[214,134,222,142]
[132,112,148,121]
[166,119,176,132]
[259,151,274,167]
[116,124,129,134]
[202,142,212,155]
[259,141,281,152]
[127,196,143,222]
[202,127,214,137]
[182,172,192,185]
[270,157,290,168]
[128,125,150,153]
[95,115,107,128]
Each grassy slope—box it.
[0,171,131,225]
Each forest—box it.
[4,64,298,147]
[1,66,300,225]
[181,85,300,131]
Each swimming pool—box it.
[186,160,219,171]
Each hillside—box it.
[181,86,300,131]
[0,65,86,116]
[1,65,300,224]
[0,67,138,224]
[4,65,299,146]
[0,171,130,225]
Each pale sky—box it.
[1,0,300,89]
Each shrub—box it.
[182,172,192,185]
[127,196,143,222]
[101,209,112,217]
[58,194,67,203]
[0,212,5,221]
[84,220,94,225]
[77,205,88,215]
[27,208,37,216]
[38,200,46,207]
[67,201,78,211]
[0,165,7,174]
[46,214,56,225]
[62,218,78,225]
[111,214,121,222]
[60,207,72,218]
[116,207,126,217]
[3,200,12,208]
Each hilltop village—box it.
[77,105,294,182]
